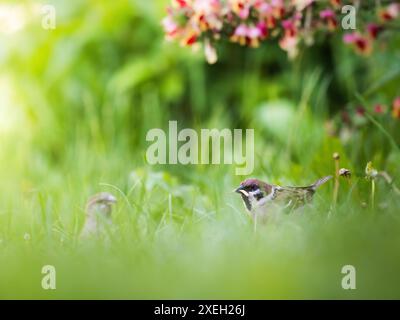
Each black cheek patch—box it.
[255,192,264,201]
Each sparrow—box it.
[80,192,117,238]
[235,176,332,222]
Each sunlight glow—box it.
[0,4,28,35]
[0,76,22,134]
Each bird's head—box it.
[235,179,273,212]
[86,192,117,218]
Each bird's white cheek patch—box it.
[246,193,261,209]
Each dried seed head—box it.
[333,152,340,160]
[339,168,351,178]
[361,201,368,208]
[365,161,378,179]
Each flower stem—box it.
[371,179,375,210]
[333,154,340,208]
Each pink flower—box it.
[162,0,400,64]
[394,97,400,108]
[279,16,301,58]
[354,37,372,55]
[231,24,248,46]
[230,22,266,47]
[174,0,189,8]
[257,21,268,38]
[282,19,296,36]
[320,9,337,31]
[343,32,372,56]
[271,0,285,18]
[320,9,335,19]
[343,33,357,44]
[356,106,365,117]
[193,0,223,31]
[373,104,386,114]
[184,33,198,46]
[279,33,298,46]
[279,32,299,59]
[247,25,263,47]
[379,3,400,21]
[366,23,383,39]
[253,1,278,28]
[162,16,180,39]
[393,97,400,119]
[230,0,251,20]
[255,1,271,15]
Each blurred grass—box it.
[0,0,400,299]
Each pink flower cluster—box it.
[348,97,400,121]
[162,0,400,63]
[343,3,400,56]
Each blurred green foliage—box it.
[0,0,399,299]
[2,1,399,164]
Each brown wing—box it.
[273,186,315,209]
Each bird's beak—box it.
[234,186,249,197]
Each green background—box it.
[0,0,399,299]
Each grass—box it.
[1,0,400,300]
[1,131,400,299]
